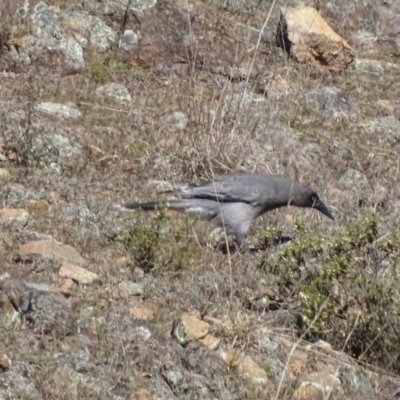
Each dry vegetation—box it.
[1,0,400,399]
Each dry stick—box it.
[274,296,332,400]
[184,0,236,297]
[358,322,389,364]
[239,0,278,111]
[324,314,360,400]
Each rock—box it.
[261,74,290,99]
[63,204,92,221]
[339,169,368,188]
[305,340,333,355]
[295,372,342,398]
[0,362,40,398]
[160,362,189,394]
[129,308,154,320]
[376,100,395,116]
[0,279,76,337]
[361,116,400,145]
[0,351,11,371]
[307,86,358,122]
[172,312,210,345]
[148,180,173,192]
[95,83,132,103]
[118,281,145,296]
[293,384,321,400]
[0,168,10,179]
[0,208,29,225]
[59,263,99,284]
[29,3,85,74]
[31,2,63,41]
[96,0,158,17]
[182,341,226,378]
[165,111,188,130]
[18,239,85,266]
[0,184,29,206]
[62,11,117,50]
[35,102,82,119]
[56,278,76,296]
[119,29,139,52]
[353,58,400,73]
[199,334,220,350]
[8,123,81,173]
[238,356,269,386]
[133,388,152,400]
[59,36,85,74]
[276,5,354,70]
[115,256,132,268]
[25,199,49,214]
[221,348,242,367]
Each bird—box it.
[115,173,335,246]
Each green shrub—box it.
[114,207,195,274]
[258,211,400,371]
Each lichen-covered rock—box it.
[35,102,82,119]
[95,83,132,103]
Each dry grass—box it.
[1,0,400,398]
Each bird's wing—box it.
[161,174,285,205]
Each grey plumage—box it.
[117,173,335,245]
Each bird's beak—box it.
[313,198,335,220]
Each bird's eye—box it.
[310,195,316,202]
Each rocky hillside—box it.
[1,0,400,399]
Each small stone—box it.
[118,281,144,296]
[25,199,49,214]
[148,180,173,192]
[119,29,138,52]
[172,313,210,345]
[339,169,368,188]
[305,340,333,355]
[0,351,11,371]
[133,388,152,400]
[199,334,220,350]
[165,111,188,130]
[293,385,321,400]
[56,278,75,296]
[238,356,269,386]
[0,168,10,179]
[95,83,131,103]
[129,308,154,320]
[18,239,85,266]
[222,348,242,367]
[0,208,29,225]
[115,256,132,268]
[59,263,99,284]
[160,362,188,393]
[112,287,129,299]
[35,102,82,119]
[297,372,342,398]
[376,99,394,116]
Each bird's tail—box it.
[114,200,187,212]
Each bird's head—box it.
[291,185,335,220]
